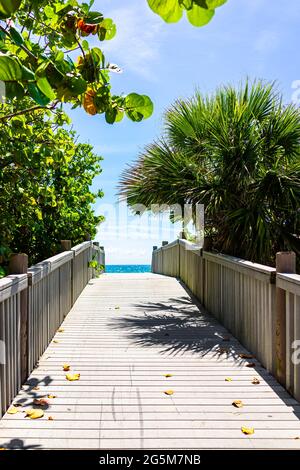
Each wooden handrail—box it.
[0,240,105,417]
[152,238,300,401]
[72,240,93,256]
[0,274,28,302]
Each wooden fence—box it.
[152,239,300,401]
[277,273,300,400]
[0,241,105,417]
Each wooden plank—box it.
[1,273,300,450]
[203,251,276,279]
[0,275,28,303]
[277,273,300,296]
[72,241,92,256]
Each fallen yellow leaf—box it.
[115,306,120,310]
[47,395,57,399]
[58,328,64,333]
[252,377,260,385]
[63,364,71,371]
[7,406,19,414]
[225,377,232,382]
[164,390,174,396]
[25,409,44,419]
[52,340,59,344]
[232,400,244,408]
[66,373,80,381]
[164,374,173,378]
[241,426,254,435]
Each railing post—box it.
[161,242,168,274]
[152,247,158,273]
[8,254,29,383]
[61,240,72,252]
[70,250,75,306]
[275,251,296,386]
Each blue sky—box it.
[68,0,300,264]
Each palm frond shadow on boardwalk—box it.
[109,294,245,360]
[109,293,300,419]
[0,438,41,450]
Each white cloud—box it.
[100,3,166,80]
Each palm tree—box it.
[119,81,300,266]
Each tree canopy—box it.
[119,81,300,266]
[0,1,228,123]
[0,0,230,276]
[0,99,103,275]
[147,0,227,27]
[0,0,153,124]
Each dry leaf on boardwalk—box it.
[25,409,44,419]
[164,374,173,378]
[218,348,229,354]
[52,340,59,344]
[33,386,40,391]
[114,306,120,310]
[63,364,71,371]
[225,377,233,382]
[239,353,254,359]
[252,377,260,385]
[164,390,174,396]
[241,426,254,435]
[66,373,80,381]
[7,406,19,414]
[33,398,49,406]
[246,362,256,368]
[57,328,65,333]
[232,400,244,408]
[48,416,54,421]
[222,336,230,342]
[48,395,57,399]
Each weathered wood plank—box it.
[1,273,300,450]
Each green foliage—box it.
[0,1,21,19]
[147,0,227,26]
[119,81,300,266]
[0,99,104,266]
[0,1,153,123]
[88,258,104,276]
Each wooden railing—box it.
[277,273,300,400]
[152,239,300,401]
[0,274,27,417]
[0,241,105,417]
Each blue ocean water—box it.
[105,265,151,273]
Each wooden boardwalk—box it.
[0,273,300,449]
